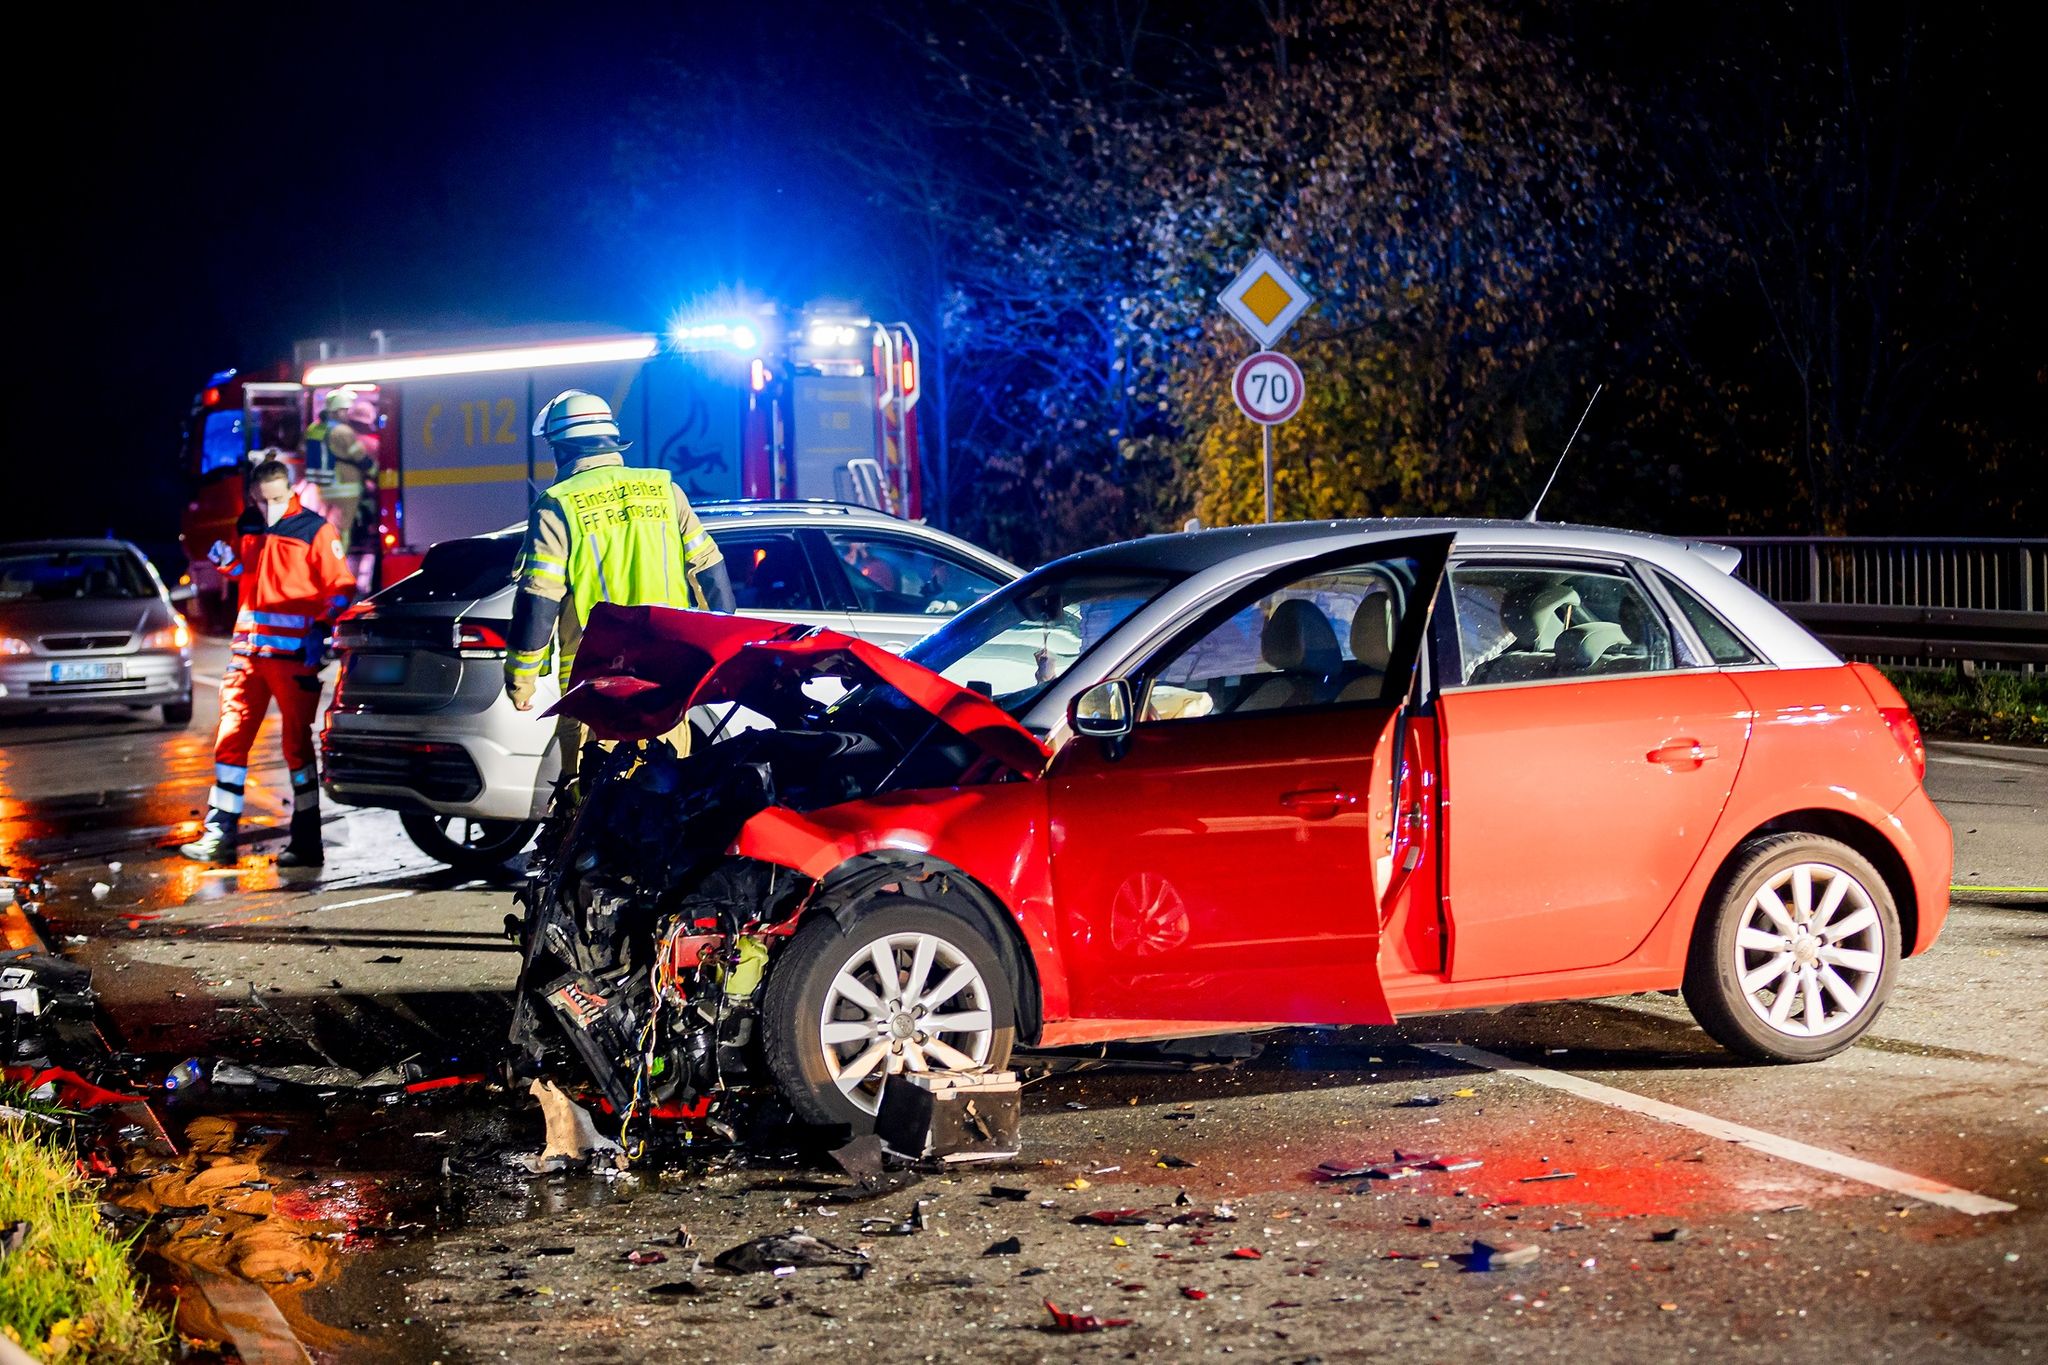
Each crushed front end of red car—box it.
[505,603,1048,1148]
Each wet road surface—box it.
[2,650,2042,1361]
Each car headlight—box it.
[0,634,31,655]
[144,617,192,651]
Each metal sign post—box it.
[1219,251,1314,523]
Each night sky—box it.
[23,2,899,551]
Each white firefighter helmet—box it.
[533,389,626,449]
[320,387,357,416]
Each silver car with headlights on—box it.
[322,502,1020,870]
[0,539,194,725]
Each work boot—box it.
[179,808,239,864]
[275,809,324,868]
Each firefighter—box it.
[303,388,375,549]
[505,390,734,774]
[180,456,357,866]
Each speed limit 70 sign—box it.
[1232,351,1304,425]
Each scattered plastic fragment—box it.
[624,1250,668,1266]
[1521,1171,1577,1183]
[1076,1209,1150,1226]
[984,1236,1022,1256]
[647,1281,701,1296]
[1156,1154,1196,1169]
[715,1230,867,1275]
[90,882,111,900]
[1398,1095,1441,1108]
[1466,1239,1542,1271]
[1180,1286,1208,1300]
[1064,1176,1091,1191]
[1043,1300,1132,1333]
[368,954,403,964]
[989,1185,1031,1201]
[530,1246,575,1257]
[1226,1247,1263,1260]
[1651,1227,1689,1243]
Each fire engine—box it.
[177,304,923,629]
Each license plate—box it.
[51,661,124,682]
[347,653,408,686]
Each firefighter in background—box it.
[180,456,357,866]
[505,390,734,776]
[303,388,375,549]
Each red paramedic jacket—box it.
[224,497,356,660]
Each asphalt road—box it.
[2,656,2042,1362]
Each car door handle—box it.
[1281,788,1358,819]
[1646,740,1719,768]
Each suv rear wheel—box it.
[399,812,537,873]
[1683,833,1900,1062]
[763,898,1016,1132]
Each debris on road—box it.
[984,1236,1021,1256]
[518,1079,624,1173]
[713,1230,867,1274]
[1043,1299,1133,1333]
[875,1070,1021,1163]
[1463,1239,1543,1271]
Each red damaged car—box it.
[508,521,1950,1134]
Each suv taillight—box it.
[455,621,509,657]
[1879,706,1926,783]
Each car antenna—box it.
[1524,383,1603,523]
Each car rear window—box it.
[1656,570,1762,665]
[379,536,520,604]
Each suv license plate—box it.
[51,661,125,682]
[347,653,408,685]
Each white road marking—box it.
[1419,1042,2019,1217]
[1928,753,2032,772]
[316,890,416,911]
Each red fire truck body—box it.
[178,311,922,626]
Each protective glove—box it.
[207,540,237,569]
[505,670,537,712]
[303,632,328,670]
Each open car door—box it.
[1046,533,1453,1025]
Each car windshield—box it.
[902,564,1185,717]
[0,550,153,603]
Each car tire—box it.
[1683,833,1900,1063]
[762,898,1016,1133]
[398,812,538,872]
[161,699,193,727]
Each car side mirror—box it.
[1070,679,1133,740]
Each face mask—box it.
[263,496,290,526]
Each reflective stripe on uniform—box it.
[215,763,249,787]
[207,785,246,814]
[508,648,549,676]
[246,610,312,628]
[240,632,304,653]
[289,764,319,812]
[683,529,716,559]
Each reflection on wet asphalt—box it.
[1,661,2042,1361]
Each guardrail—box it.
[1713,537,2047,668]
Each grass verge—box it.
[1,1111,170,1363]
[1883,666,2048,746]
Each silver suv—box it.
[321,503,1020,869]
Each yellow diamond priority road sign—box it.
[1218,248,1314,349]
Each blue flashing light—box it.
[669,317,765,356]
[199,411,246,476]
[205,367,239,387]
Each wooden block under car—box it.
[875,1071,1021,1162]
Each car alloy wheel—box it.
[763,898,1017,1131]
[1731,862,1885,1038]
[1683,833,1900,1063]
[818,930,998,1113]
